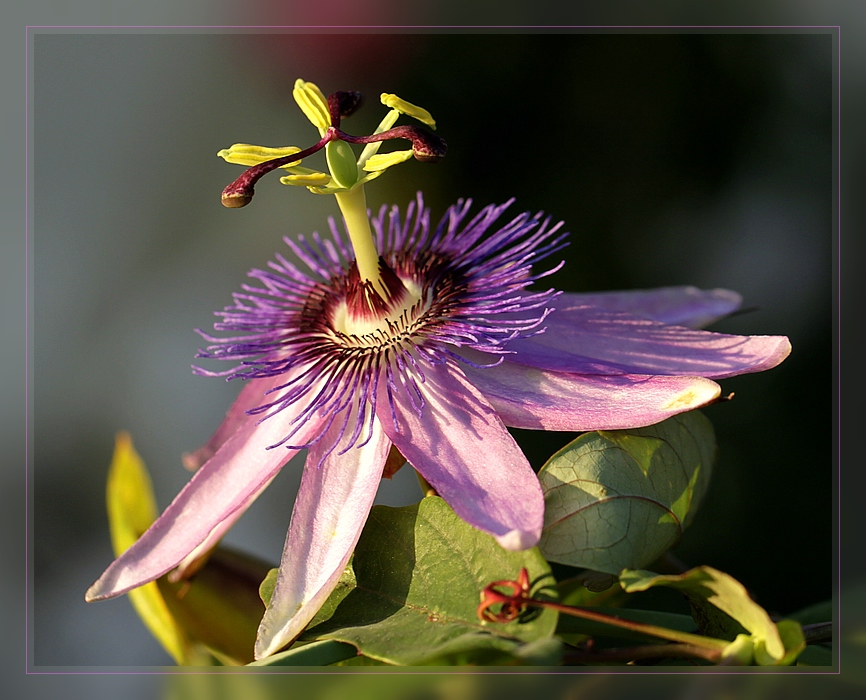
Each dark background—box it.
[30,30,833,668]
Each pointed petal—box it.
[255,417,390,659]
[174,375,297,578]
[376,359,543,551]
[556,287,743,328]
[169,476,276,581]
[86,374,328,602]
[505,307,791,379]
[459,352,722,431]
[183,375,284,471]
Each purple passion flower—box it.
[86,194,790,659]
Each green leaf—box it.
[538,411,715,575]
[249,639,359,667]
[556,576,630,608]
[796,644,833,666]
[299,497,558,665]
[788,598,833,625]
[156,547,273,666]
[408,634,562,666]
[620,566,791,664]
[258,568,278,607]
[332,654,392,666]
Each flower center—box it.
[330,275,428,349]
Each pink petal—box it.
[506,307,790,378]
[376,358,543,552]
[556,286,743,328]
[458,351,722,431]
[182,375,285,471]
[85,372,327,602]
[169,476,276,581]
[255,414,390,659]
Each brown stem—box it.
[802,621,833,644]
[534,600,727,650]
[479,568,727,652]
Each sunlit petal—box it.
[255,415,390,659]
[504,307,790,378]
[556,286,743,328]
[459,351,722,431]
[86,370,327,601]
[378,358,543,551]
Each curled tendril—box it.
[477,567,533,623]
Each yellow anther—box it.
[279,170,332,187]
[217,144,303,168]
[293,79,331,133]
[380,93,436,129]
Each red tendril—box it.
[477,567,533,623]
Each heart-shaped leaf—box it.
[298,497,558,665]
[538,411,715,574]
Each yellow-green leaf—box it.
[258,568,279,607]
[721,633,755,664]
[106,432,192,664]
[620,566,788,663]
[761,619,806,666]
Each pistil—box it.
[217,81,447,310]
[333,186,386,297]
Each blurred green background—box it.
[32,32,832,665]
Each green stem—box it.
[415,471,438,497]
[334,186,383,294]
[563,642,722,665]
[535,600,728,651]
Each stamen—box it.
[220,87,446,209]
[221,132,335,208]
